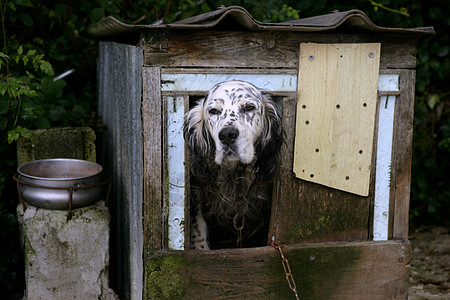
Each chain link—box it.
[271,242,300,300]
[233,213,245,247]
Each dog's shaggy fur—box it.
[184,81,284,250]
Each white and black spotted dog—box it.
[184,80,284,250]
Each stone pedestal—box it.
[17,201,117,300]
[16,127,97,166]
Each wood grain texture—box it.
[143,67,163,252]
[270,95,371,244]
[293,43,380,196]
[144,30,418,70]
[390,70,416,240]
[144,240,411,299]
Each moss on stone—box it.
[144,252,188,299]
[17,127,96,166]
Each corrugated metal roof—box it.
[85,6,434,42]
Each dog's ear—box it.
[261,95,284,148]
[183,98,211,157]
[256,95,285,176]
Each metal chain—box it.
[233,213,245,247]
[233,164,246,248]
[271,242,300,300]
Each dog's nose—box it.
[219,127,239,145]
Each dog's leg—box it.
[191,205,210,250]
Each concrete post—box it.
[17,201,118,300]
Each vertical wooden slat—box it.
[143,67,163,252]
[391,70,416,239]
[98,42,145,300]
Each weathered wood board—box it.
[270,95,372,244]
[144,240,411,299]
[293,43,380,196]
[143,67,163,253]
[144,30,418,70]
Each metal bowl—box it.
[17,159,104,210]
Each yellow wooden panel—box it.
[293,43,380,196]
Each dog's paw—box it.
[191,239,210,250]
[191,209,210,250]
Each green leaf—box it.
[21,55,29,66]
[39,61,54,75]
[19,84,38,98]
[25,71,36,79]
[0,52,10,70]
[33,116,50,129]
[6,2,16,11]
[0,118,7,131]
[26,49,36,56]
[0,52,10,60]
[3,77,21,98]
[0,98,9,114]
[0,81,7,96]
[7,126,34,144]
[14,0,34,7]
[427,94,439,109]
[7,130,19,144]
[73,104,87,117]
[18,13,34,27]
[48,106,66,121]
[21,101,43,120]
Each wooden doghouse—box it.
[87,7,434,299]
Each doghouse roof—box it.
[86,6,434,44]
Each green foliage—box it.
[0,46,54,144]
[269,4,300,22]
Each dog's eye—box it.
[208,108,220,115]
[243,104,256,112]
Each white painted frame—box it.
[167,96,186,250]
[373,75,399,241]
[163,72,399,249]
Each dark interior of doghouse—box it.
[186,94,283,250]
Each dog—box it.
[184,80,284,250]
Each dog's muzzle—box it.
[219,127,239,145]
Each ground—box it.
[408,226,450,299]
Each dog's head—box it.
[184,80,283,168]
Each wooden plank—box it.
[270,95,370,244]
[390,70,416,240]
[293,43,380,196]
[98,42,144,299]
[144,240,411,299]
[144,30,418,69]
[143,67,163,252]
